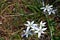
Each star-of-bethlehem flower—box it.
[40,4,56,15]
[22,21,47,38]
[32,21,47,38]
[22,30,33,37]
[22,21,38,37]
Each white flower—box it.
[22,21,47,38]
[40,4,56,15]
[22,30,32,37]
[34,21,47,38]
[48,9,57,15]
[34,26,47,38]
[23,21,38,37]
[40,4,53,12]
[24,21,38,32]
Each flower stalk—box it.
[45,14,53,40]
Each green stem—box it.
[45,15,53,40]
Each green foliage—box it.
[0,0,60,40]
[53,36,60,40]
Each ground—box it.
[0,0,60,40]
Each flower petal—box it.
[39,26,42,30]
[52,11,55,14]
[40,7,45,9]
[24,24,29,26]
[27,21,30,24]
[43,8,46,12]
[31,21,34,25]
[26,34,28,37]
[42,28,47,31]
[43,22,46,25]
[26,27,30,32]
[48,11,51,15]
[38,33,41,38]
[40,21,43,24]
[41,31,45,33]
[52,9,57,14]
[34,31,38,33]
[49,5,53,8]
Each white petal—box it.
[40,21,43,24]
[43,8,46,12]
[31,29,35,31]
[48,11,51,15]
[26,27,30,32]
[52,9,57,14]
[33,24,38,26]
[41,31,45,33]
[40,21,46,27]
[31,21,34,25]
[27,21,30,24]
[52,11,55,14]
[24,24,29,26]
[49,8,53,10]
[43,22,46,25]
[41,24,45,27]
[42,28,47,31]
[26,34,28,37]
[34,31,38,33]
[39,26,42,30]
[38,33,41,38]
[49,5,53,8]
[47,9,51,12]
[40,7,45,9]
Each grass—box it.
[0,0,60,40]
